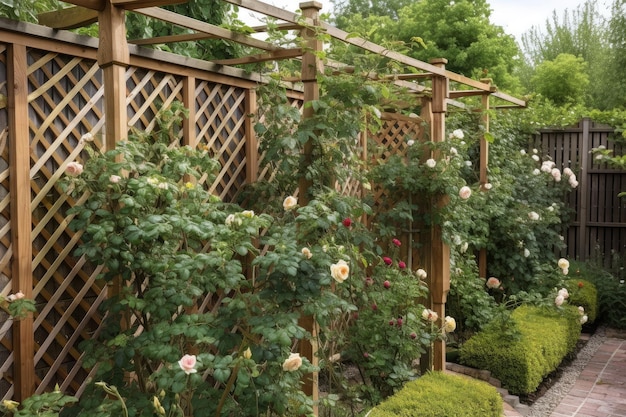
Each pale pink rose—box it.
[7,291,24,302]
[486,277,501,289]
[416,269,427,279]
[563,167,574,177]
[558,258,569,269]
[459,186,472,200]
[426,159,436,168]
[551,168,561,182]
[555,294,565,306]
[558,288,569,299]
[528,211,540,221]
[578,306,585,315]
[282,353,302,372]
[580,315,588,324]
[109,175,121,184]
[178,354,197,374]
[65,161,84,176]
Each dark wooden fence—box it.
[534,118,626,269]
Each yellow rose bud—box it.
[243,347,252,359]
[2,400,19,411]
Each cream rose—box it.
[330,260,350,283]
[282,352,303,372]
[443,316,456,333]
[283,196,297,211]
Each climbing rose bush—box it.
[59,104,334,417]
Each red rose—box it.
[342,218,352,227]
[383,257,392,265]
[383,280,391,289]
[578,281,584,288]
[396,317,403,326]
[398,261,406,269]
[392,238,401,247]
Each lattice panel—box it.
[371,114,423,206]
[0,42,14,401]
[27,48,106,396]
[195,81,247,202]
[127,67,184,134]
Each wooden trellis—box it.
[0,0,526,409]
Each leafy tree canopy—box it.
[531,53,589,107]
[519,1,610,109]
[330,0,522,93]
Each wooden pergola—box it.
[10,0,526,409]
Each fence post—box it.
[429,58,450,372]
[298,2,323,414]
[97,0,128,312]
[478,78,491,279]
[578,118,591,260]
[8,43,35,402]
[182,76,197,149]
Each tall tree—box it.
[604,0,626,109]
[331,0,521,93]
[331,0,413,27]
[519,1,610,109]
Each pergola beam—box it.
[38,6,98,29]
[133,6,282,51]
[212,48,302,65]
[111,0,187,9]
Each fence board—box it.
[536,118,626,268]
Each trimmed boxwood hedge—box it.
[565,278,598,324]
[459,305,581,395]
[366,371,503,417]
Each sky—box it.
[237,0,612,43]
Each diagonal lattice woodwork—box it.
[26,48,106,396]
[195,81,247,202]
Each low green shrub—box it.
[564,278,598,324]
[570,261,626,328]
[459,305,581,395]
[366,371,503,417]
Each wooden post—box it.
[182,76,196,149]
[429,58,450,372]
[298,2,323,414]
[419,98,433,374]
[97,1,129,319]
[8,43,35,402]
[578,118,590,261]
[245,89,258,185]
[98,0,129,153]
[478,79,491,279]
